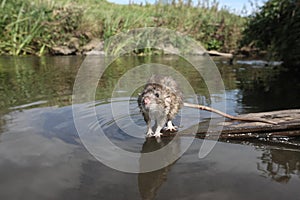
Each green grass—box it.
[0,0,246,55]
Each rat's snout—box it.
[143,97,151,105]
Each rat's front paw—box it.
[146,130,154,137]
[153,132,163,138]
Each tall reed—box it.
[0,0,83,55]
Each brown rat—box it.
[138,75,183,138]
[138,75,277,139]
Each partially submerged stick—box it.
[183,102,278,125]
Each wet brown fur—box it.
[138,75,183,123]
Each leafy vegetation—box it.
[0,0,84,55]
[0,0,245,55]
[242,0,300,66]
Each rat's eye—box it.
[155,93,159,98]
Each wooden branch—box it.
[207,50,233,58]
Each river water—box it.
[0,55,300,200]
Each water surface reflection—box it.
[0,55,300,200]
[257,146,300,183]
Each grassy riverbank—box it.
[0,0,246,55]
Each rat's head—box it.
[139,83,166,111]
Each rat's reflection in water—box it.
[138,137,181,200]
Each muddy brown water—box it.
[0,55,300,200]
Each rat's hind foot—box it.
[164,125,178,132]
[164,121,178,132]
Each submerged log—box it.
[162,109,300,140]
[196,109,300,139]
